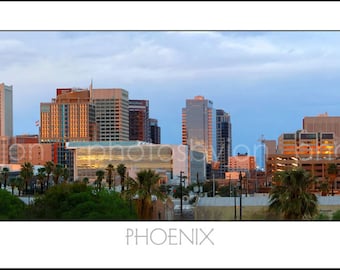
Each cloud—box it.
[2,31,340,149]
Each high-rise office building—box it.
[40,88,97,179]
[40,88,97,143]
[129,99,150,142]
[0,83,13,137]
[92,88,129,141]
[303,113,340,154]
[149,118,161,144]
[216,109,232,177]
[182,95,216,164]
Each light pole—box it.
[233,184,237,220]
[180,171,184,215]
[239,171,242,221]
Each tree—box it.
[332,210,340,220]
[116,163,126,192]
[0,189,26,220]
[95,170,105,190]
[36,167,46,194]
[44,161,54,190]
[15,176,24,197]
[27,182,137,220]
[203,180,219,197]
[1,167,9,190]
[62,167,69,184]
[268,168,318,220]
[105,164,115,190]
[123,169,166,220]
[20,162,34,195]
[218,184,233,197]
[52,164,63,186]
[320,181,329,196]
[327,163,337,196]
[9,177,16,195]
[82,177,89,185]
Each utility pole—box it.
[234,185,237,220]
[212,171,215,197]
[180,171,184,215]
[239,171,242,221]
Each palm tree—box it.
[123,169,166,220]
[320,181,329,196]
[82,177,89,185]
[269,168,318,220]
[1,167,9,190]
[95,170,105,190]
[62,167,70,184]
[44,161,54,190]
[20,162,34,195]
[105,164,115,190]
[9,177,16,195]
[327,163,337,196]
[36,167,46,194]
[15,176,24,197]
[117,163,127,192]
[52,164,63,186]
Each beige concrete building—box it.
[303,113,340,153]
[228,154,256,172]
[182,95,216,164]
[0,83,13,137]
[0,135,53,166]
[277,131,336,157]
[92,88,129,141]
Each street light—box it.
[179,171,187,216]
[233,184,237,220]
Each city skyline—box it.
[3,31,340,162]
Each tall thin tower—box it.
[0,83,13,137]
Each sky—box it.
[2,31,340,168]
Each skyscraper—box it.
[216,109,232,177]
[149,118,161,144]
[182,95,216,164]
[92,88,129,141]
[0,83,13,137]
[40,88,97,143]
[303,113,340,153]
[129,99,150,142]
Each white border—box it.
[1,221,339,268]
[1,1,338,268]
[0,2,340,30]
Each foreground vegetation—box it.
[0,182,138,220]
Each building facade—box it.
[228,153,256,172]
[303,113,340,153]
[182,95,216,164]
[277,131,336,157]
[129,99,150,142]
[92,88,129,141]
[66,141,206,187]
[149,118,161,144]
[0,83,13,137]
[40,88,97,143]
[216,109,232,178]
